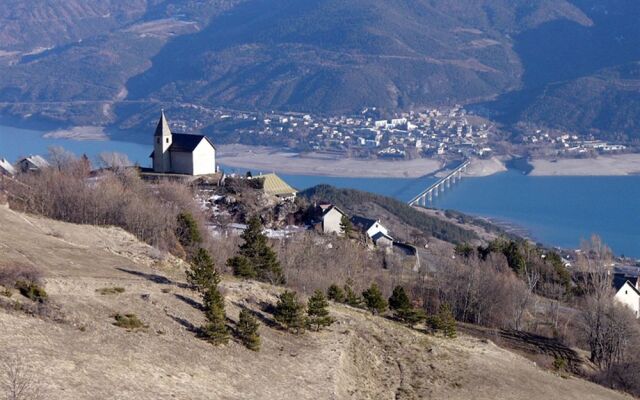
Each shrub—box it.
[454,243,474,258]
[7,162,200,253]
[187,248,220,292]
[237,309,260,351]
[112,313,147,331]
[0,265,42,289]
[201,284,229,345]
[228,256,256,279]
[15,281,47,303]
[327,284,345,303]
[396,308,427,327]
[307,290,334,331]
[553,356,567,372]
[340,215,353,237]
[274,290,305,333]
[426,315,442,331]
[96,287,125,295]
[362,283,387,315]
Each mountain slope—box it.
[0,0,148,50]
[0,0,243,125]
[519,63,640,142]
[0,205,629,399]
[0,0,591,126]
[125,0,590,114]
[478,0,640,139]
[1,0,639,141]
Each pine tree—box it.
[227,255,256,279]
[187,248,220,292]
[327,284,345,303]
[256,246,285,285]
[239,216,268,260]
[396,307,427,327]
[176,212,202,252]
[388,286,411,311]
[201,284,229,345]
[239,216,286,284]
[362,283,387,315]
[438,304,457,338]
[340,215,353,238]
[237,309,260,351]
[307,290,334,331]
[274,290,305,333]
[344,281,363,308]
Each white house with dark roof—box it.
[320,205,348,235]
[613,267,640,318]
[150,111,216,175]
[16,155,49,173]
[350,215,391,240]
[0,158,15,176]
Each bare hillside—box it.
[0,205,631,400]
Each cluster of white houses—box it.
[317,204,394,248]
[0,155,50,176]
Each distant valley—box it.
[0,0,638,142]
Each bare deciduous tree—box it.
[1,355,43,400]
[512,260,540,331]
[575,235,632,369]
[47,146,76,171]
[97,152,132,173]
[7,156,200,253]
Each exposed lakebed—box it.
[1,124,638,258]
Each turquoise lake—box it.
[1,124,638,258]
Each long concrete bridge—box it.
[408,159,470,207]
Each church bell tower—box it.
[152,110,172,173]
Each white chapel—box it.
[150,111,217,175]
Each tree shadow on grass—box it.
[174,293,204,311]
[167,313,200,334]
[116,267,185,287]
[231,301,280,330]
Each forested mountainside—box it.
[0,0,639,139]
[517,62,640,143]
[479,0,640,141]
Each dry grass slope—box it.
[0,205,631,399]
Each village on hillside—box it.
[160,104,634,163]
[1,111,638,322]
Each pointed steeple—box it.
[154,110,172,137]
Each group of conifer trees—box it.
[273,289,335,334]
[178,211,454,352]
[178,212,262,350]
[327,281,456,338]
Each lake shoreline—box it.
[216,144,444,178]
[3,121,640,178]
[217,144,511,179]
[529,154,640,176]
